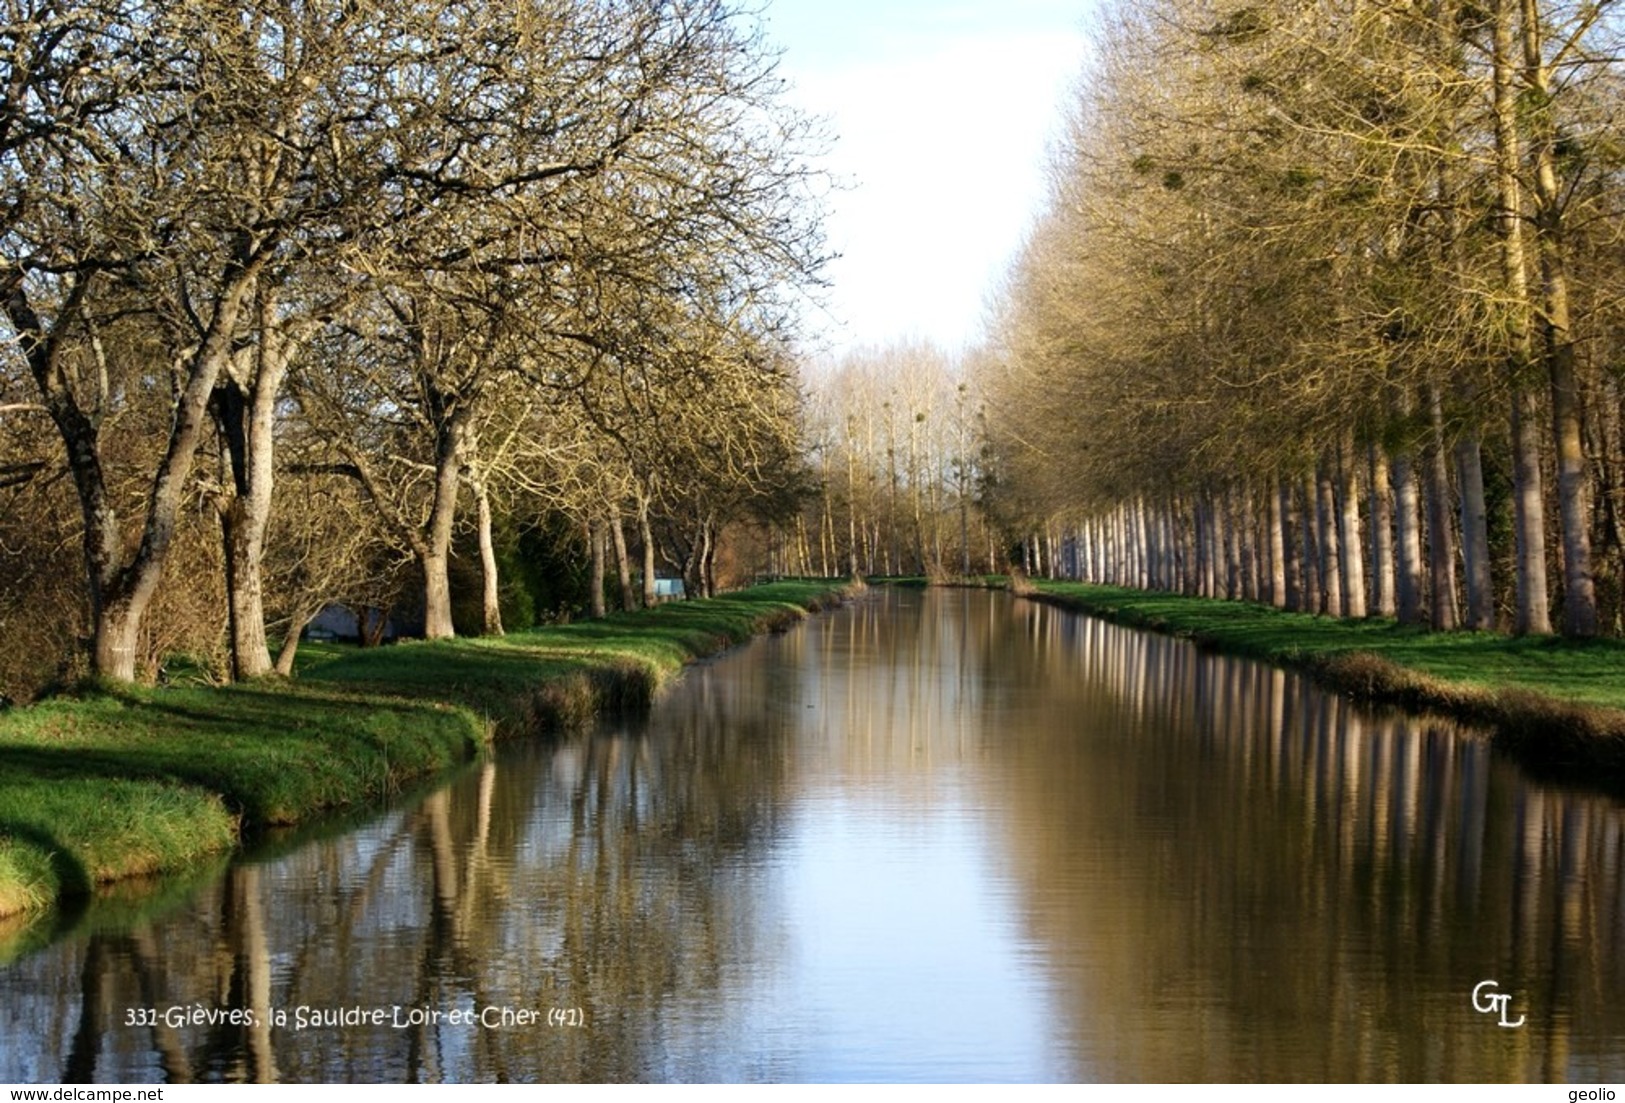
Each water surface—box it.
[2,589,1622,1081]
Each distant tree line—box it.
[794,341,998,581]
[985,0,1625,634]
[0,0,823,699]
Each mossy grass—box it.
[1024,580,1625,784]
[0,580,854,921]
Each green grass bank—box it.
[0,580,855,922]
[1022,580,1625,786]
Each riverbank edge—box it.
[1017,580,1625,788]
[0,580,860,922]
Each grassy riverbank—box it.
[0,580,854,922]
[1023,580,1625,784]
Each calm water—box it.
[2,589,1623,1082]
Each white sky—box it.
[763,0,1093,362]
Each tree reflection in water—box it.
[1,590,1622,1082]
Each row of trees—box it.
[792,342,998,582]
[986,0,1625,635]
[0,0,822,698]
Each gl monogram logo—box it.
[1472,980,1526,1028]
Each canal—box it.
[2,588,1622,1081]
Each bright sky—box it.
[763,0,1093,362]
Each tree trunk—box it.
[638,490,658,606]
[610,510,636,611]
[589,518,607,618]
[1522,0,1597,635]
[419,410,466,640]
[1317,460,1343,617]
[1300,473,1322,614]
[422,550,454,639]
[1367,442,1396,617]
[1337,431,1366,618]
[1393,442,1425,625]
[1425,387,1459,631]
[1455,432,1494,629]
[1244,487,1262,601]
[8,257,260,680]
[91,600,143,683]
[474,479,504,636]
[1511,391,1553,635]
[212,289,297,680]
[701,514,718,598]
[846,439,861,578]
[1277,480,1297,610]
[273,609,315,677]
[1493,0,1553,635]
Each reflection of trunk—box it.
[609,510,636,611]
[127,932,194,1082]
[241,870,278,1082]
[222,866,278,1082]
[64,938,106,1082]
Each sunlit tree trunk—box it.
[1425,387,1459,630]
[610,510,637,611]
[638,488,658,607]
[1367,441,1396,617]
[213,291,294,679]
[1488,0,1552,631]
[1520,0,1595,635]
[1393,440,1425,625]
[420,408,466,640]
[1337,430,1366,618]
[1317,459,1343,617]
[472,475,504,636]
[1278,480,1299,610]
